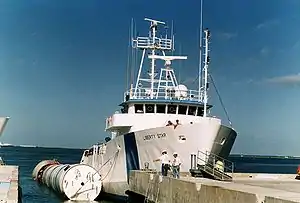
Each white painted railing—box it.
[133,37,172,50]
[123,88,203,102]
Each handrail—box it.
[133,36,173,50]
[123,87,203,102]
[197,150,234,180]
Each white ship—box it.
[80,18,237,199]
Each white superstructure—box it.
[80,18,237,199]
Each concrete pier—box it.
[128,170,300,203]
[0,166,20,203]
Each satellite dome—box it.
[177,84,188,91]
[175,84,188,98]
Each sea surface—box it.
[0,146,299,203]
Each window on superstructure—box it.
[156,104,166,113]
[135,104,144,113]
[178,105,187,115]
[197,107,204,116]
[167,105,177,114]
[188,106,197,116]
[145,104,155,113]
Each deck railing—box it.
[133,37,173,50]
[198,150,234,180]
[123,87,202,102]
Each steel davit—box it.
[32,159,102,201]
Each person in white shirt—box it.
[172,152,181,179]
[153,150,170,176]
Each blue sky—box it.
[0,0,299,155]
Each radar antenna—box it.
[144,18,166,26]
[148,55,187,67]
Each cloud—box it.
[255,19,279,30]
[264,73,300,85]
[217,32,238,40]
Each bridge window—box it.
[156,104,166,113]
[135,104,144,113]
[178,105,187,115]
[188,106,197,116]
[197,107,204,116]
[145,104,155,113]
[167,105,177,114]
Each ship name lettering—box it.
[157,133,166,138]
[144,133,166,140]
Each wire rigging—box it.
[188,70,233,127]
[208,73,233,127]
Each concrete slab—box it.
[0,165,19,203]
[128,171,300,203]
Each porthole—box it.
[167,105,177,114]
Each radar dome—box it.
[177,84,188,91]
[175,84,188,98]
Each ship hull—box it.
[81,119,237,199]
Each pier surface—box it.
[0,166,19,203]
[129,170,300,203]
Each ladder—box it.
[190,150,234,181]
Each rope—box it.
[99,150,119,181]
[208,73,233,127]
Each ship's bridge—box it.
[105,85,214,134]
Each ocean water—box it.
[0,146,113,203]
[0,146,299,203]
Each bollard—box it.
[32,160,102,201]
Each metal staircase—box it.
[189,150,234,181]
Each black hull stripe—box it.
[124,132,140,183]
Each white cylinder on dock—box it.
[32,160,102,201]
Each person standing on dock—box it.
[153,150,170,176]
[171,152,181,179]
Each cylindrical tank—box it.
[32,159,60,181]
[32,160,102,201]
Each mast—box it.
[203,29,210,117]
[198,0,204,102]
[146,18,165,99]
[132,18,181,99]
